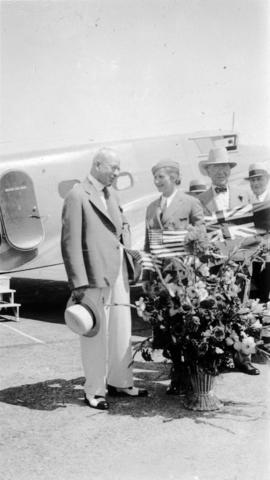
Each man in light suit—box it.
[144,159,204,395]
[61,148,147,410]
[245,162,270,302]
[198,147,260,375]
[198,146,250,215]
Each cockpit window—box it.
[190,133,238,157]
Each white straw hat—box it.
[65,298,101,337]
[199,147,237,176]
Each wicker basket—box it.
[184,367,223,411]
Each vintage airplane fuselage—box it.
[0,131,239,282]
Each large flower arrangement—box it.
[135,226,266,376]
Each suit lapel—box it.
[82,178,117,232]
[162,191,183,223]
[228,186,245,208]
[201,189,217,215]
[155,197,164,229]
[146,198,163,229]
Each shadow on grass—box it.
[0,361,266,430]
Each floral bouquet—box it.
[135,226,266,377]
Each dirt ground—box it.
[0,304,270,480]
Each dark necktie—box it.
[102,186,122,236]
[159,198,167,225]
[215,186,227,194]
[103,186,110,200]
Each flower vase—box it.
[169,362,192,396]
[184,367,223,411]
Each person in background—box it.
[245,162,270,303]
[61,148,147,410]
[198,147,259,375]
[245,162,270,203]
[144,159,205,394]
[186,179,207,198]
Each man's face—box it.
[206,164,231,186]
[96,157,120,186]
[249,175,269,197]
[153,168,175,196]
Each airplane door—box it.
[0,170,44,251]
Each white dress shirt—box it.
[161,188,178,210]
[252,187,270,203]
[88,173,107,209]
[212,185,229,210]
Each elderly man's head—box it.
[151,160,180,197]
[199,147,237,187]
[91,148,120,186]
[245,162,270,197]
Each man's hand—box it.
[71,286,89,303]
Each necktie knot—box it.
[215,186,227,194]
[103,186,110,200]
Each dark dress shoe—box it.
[107,385,148,397]
[84,394,109,410]
[238,363,260,375]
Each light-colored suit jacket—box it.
[61,178,133,290]
[144,190,204,251]
[250,187,270,204]
[198,185,251,215]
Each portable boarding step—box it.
[0,277,21,322]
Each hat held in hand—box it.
[65,298,101,337]
[199,147,237,176]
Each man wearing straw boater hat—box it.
[245,162,270,203]
[198,146,250,214]
[244,162,270,303]
[61,148,147,410]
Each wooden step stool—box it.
[0,276,21,322]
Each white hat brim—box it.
[199,160,237,176]
[65,297,101,337]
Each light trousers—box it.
[80,248,133,397]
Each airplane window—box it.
[113,172,134,191]
[0,170,44,251]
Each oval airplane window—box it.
[113,172,134,191]
[0,170,44,251]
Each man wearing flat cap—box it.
[144,160,205,251]
[144,159,204,394]
[198,147,250,214]
[245,162,270,303]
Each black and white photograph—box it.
[0,1,269,479]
